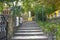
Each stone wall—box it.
[47,17,60,24]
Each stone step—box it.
[15,30,43,33]
[14,32,44,35]
[18,28,40,30]
[11,36,48,40]
[20,27,40,28]
[19,28,40,30]
[16,31,42,33]
[18,28,41,30]
[14,34,45,36]
[17,30,42,32]
[11,39,48,40]
[25,24,39,27]
[21,26,40,28]
[22,25,39,27]
[11,21,48,40]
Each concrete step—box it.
[11,21,48,40]
[15,31,42,33]
[15,32,44,34]
[20,27,40,28]
[14,34,45,36]
[19,28,40,29]
[17,30,42,32]
[11,36,48,40]
[11,39,48,40]
[18,28,40,30]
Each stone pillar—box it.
[29,11,31,18]
[28,11,32,21]
[16,16,19,26]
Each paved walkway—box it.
[11,21,48,40]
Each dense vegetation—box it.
[37,21,60,40]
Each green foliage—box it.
[0,6,3,12]
[22,0,33,12]
[12,6,21,16]
[38,21,60,40]
[0,0,18,2]
[0,2,3,12]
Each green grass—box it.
[37,21,60,40]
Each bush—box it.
[38,21,60,40]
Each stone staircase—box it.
[11,21,48,40]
